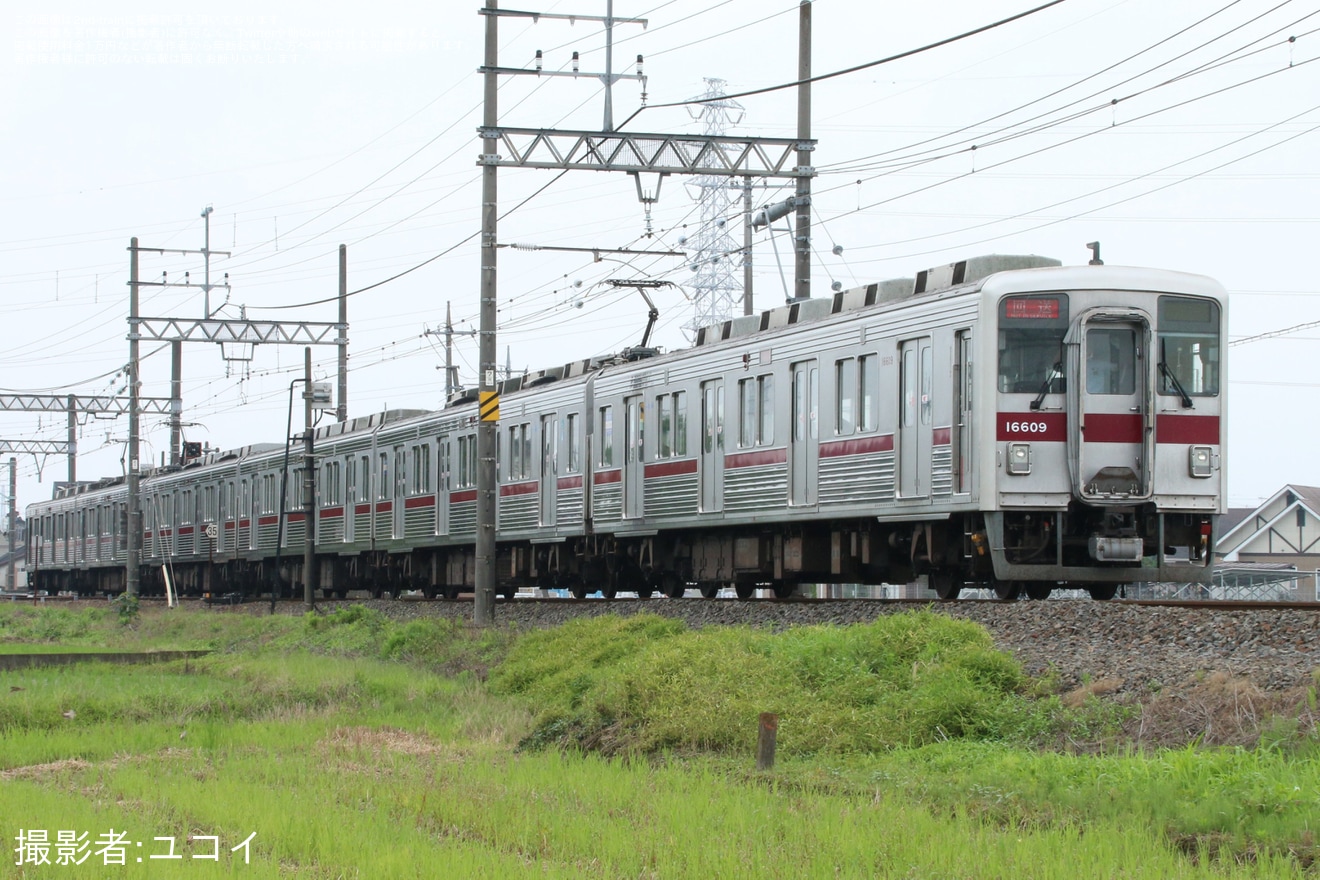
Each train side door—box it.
[699,379,724,513]
[1075,315,1152,499]
[953,330,974,494]
[790,360,818,507]
[540,417,558,527]
[899,337,933,498]
[393,446,406,539]
[436,435,450,536]
[623,396,644,519]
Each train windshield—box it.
[1157,296,1220,397]
[998,294,1069,394]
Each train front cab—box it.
[973,270,1225,600]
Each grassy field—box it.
[0,602,1316,878]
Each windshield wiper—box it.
[1029,361,1062,411]
[1158,338,1193,408]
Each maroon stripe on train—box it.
[819,434,894,458]
[500,482,538,498]
[932,426,952,446]
[645,458,699,478]
[404,495,435,509]
[724,449,787,469]
[594,469,622,485]
[1082,413,1142,444]
[558,475,583,490]
[450,489,477,503]
[1156,414,1220,445]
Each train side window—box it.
[417,444,431,493]
[565,414,580,473]
[457,436,476,488]
[758,376,774,445]
[378,453,390,500]
[508,425,529,479]
[658,394,673,457]
[674,392,688,456]
[598,406,614,467]
[860,354,879,432]
[739,379,757,447]
[739,376,775,447]
[835,358,857,436]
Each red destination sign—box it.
[1003,297,1059,319]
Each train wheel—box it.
[929,570,963,602]
[993,581,1021,601]
[772,581,798,599]
[570,583,589,600]
[1088,585,1118,601]
[600,584,618,600]
[734,583,755,600]
[1024,582,1053,601]
[662,573,686,599]
[442,585,461,601]
[699,583,720,599]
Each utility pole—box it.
[445,302,456,399]
[302,347,315,606]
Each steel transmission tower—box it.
[682,79,747,338]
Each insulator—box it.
[636,54,644,75]
[571,51,579,73]
[832,244,844,256]
[535,49,543,72]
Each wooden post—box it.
[756,712,778,771]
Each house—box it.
[1216,485,1320,601]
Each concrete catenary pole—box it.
[475,0,500,625]
[794,0,812,301]
[337,244,348,423]
[66,395,76,483]
[8,458,16,591]
[743,177,754,315]
[169,342,182,466]
[127,238,141,598]
[303,347,316,606]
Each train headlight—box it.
[1188,445,1214,478]
[1007,443,1032,475]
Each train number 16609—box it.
[1004,421,1050,434]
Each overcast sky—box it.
[1,0,1317,513]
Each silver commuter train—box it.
[26,253,1226,601]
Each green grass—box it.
[0,604,1317,877]
[490,610,1123,754]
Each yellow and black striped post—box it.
[479,390,500,422]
